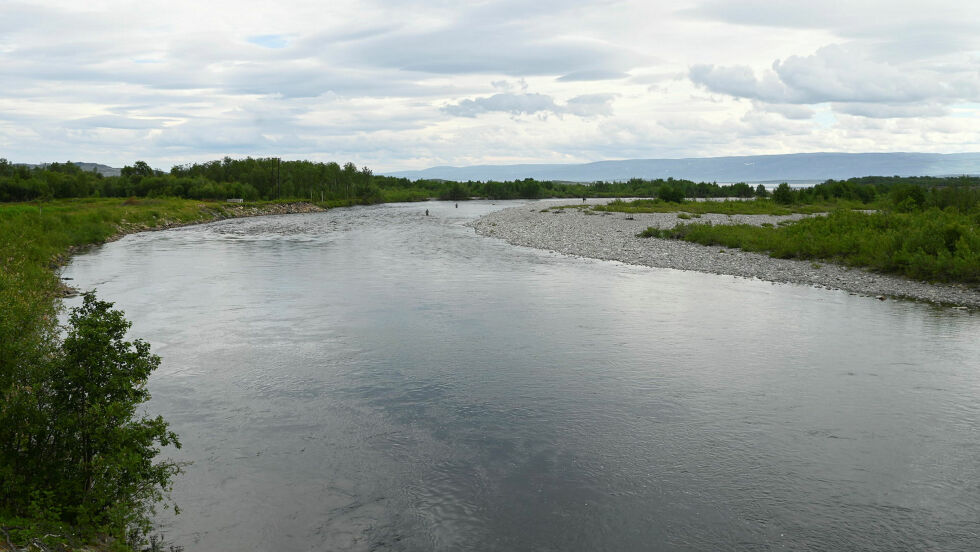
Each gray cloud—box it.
[690,45,980,117]
[557,70,630,82]
[689,64,787,102]
[2,0,978,170]
[565,94,616,116]
[443,92,614,118]
[341,32,644,76]
[831,103,948,119]
[681,0,980,33]
[152,118,275,153]
[68,115,172,130]
[296,1,648,79]
[443,93,561,117]
[682,0,980,67]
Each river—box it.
[62,200,980,551]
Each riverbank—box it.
[49,201,324,294]
[64,200,323,249]
[469,201,980,309]
[0,199,325,552]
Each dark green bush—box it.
[0,293,181,543]
[772,183,794,205]
[657,184,685,203]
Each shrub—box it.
[772,183,794,205]
[657,184,685,203]
[0,292,181,543]
[640,209,980,283]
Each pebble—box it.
[469,200,980,309]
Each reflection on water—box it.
[62,201,980,551]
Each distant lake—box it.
[62,201,980,551]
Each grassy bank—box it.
[0,198,323,551]
[3,198,242,268]
[641,208,980,284]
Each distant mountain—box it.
[18,162,122,177]
[72,162,122,177]
[385,152,980,183]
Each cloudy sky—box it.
[2,0,979,171]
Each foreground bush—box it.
[0,293,181,547]
[0,199,193,547]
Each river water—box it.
[62,201,979,551]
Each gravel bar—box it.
[469,200,980,309]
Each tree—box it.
[890,183,926,212]
[772,182,794,204]
[518,178,540,199]
[658,183,685,203]
[0,292,181,543]
[731,182,753,198]
[120,161,156,187]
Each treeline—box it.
[421,177,767,201]
[769,176,980,212]
[0,158,384,204]
[0,157,773,203]
[3,157,980,207]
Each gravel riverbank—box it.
[469,200,980,309]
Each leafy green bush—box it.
[772,183,794,205]
[657,184,685,203]
[1,293,181,544]
[890,183,926,211]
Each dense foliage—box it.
[5,158,980,207]
[0,292,180,547]
[0,198,242,549]
[1,157,796,204]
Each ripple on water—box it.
[58,201,980,551]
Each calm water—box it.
[62,201,980,551]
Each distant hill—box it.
[18,162,122,177]
[385,152,980,183]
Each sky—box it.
[2,0,979,171]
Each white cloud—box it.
[68,115,174,130]
[690,45,980,118]
[443,93,560,118]
[0,0,978,169]
[756,102,814,120]
[565,94,616,117]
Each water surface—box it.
[63,201,980,551]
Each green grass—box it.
[594,197,867,215]
[0,198,250,268]
[640,208,980,283]
[0,198,282,551]
[1,197,312,342]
